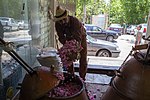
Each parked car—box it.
[4,36,31,49]
[17,20,29,30]
[85,24,119,42]
[108,24,123,35]
[87,34,120,57]
[0,17,19,31]
[126,25,137,35]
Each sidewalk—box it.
[74,56,124,70]
[74,56,125,84]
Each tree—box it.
[76,0,107,23]
[111,0,150,25]
[76,0,150,25]
[0,0,22,19]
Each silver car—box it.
[126,25,136,35]
[87,35,120,57]
[0,17,19,31]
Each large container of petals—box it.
[19,66,61,100]
[40,73,89,100]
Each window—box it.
[93,26,102,32]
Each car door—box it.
[88,26,107,40]
[86,35,98,56]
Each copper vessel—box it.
[40,73,89,100]
[102,43,150,100]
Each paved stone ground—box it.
[86,82,109,100]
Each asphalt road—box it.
[115,34,135,60]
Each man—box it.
[135,25,143,46]
[52,6,87,80]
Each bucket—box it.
[39,73,89,100]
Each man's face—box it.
[58,17,68,25]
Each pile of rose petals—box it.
[58,39,83,67]
[48,81,82,97]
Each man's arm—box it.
[71,17,85,43]
[55,23,66,44]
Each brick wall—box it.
[29,0,76,49]
[28,0,55,48]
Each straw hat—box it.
[53,6,68,22]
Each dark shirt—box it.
[55,16,86,44]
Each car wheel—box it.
[96,50,111,57]
[106,35,114,41]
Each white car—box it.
[126,25,136,35]
[108,24,123,35]
[0,17,19,31]
[17,20,29,30]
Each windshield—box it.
[87,35,97,42]
[0,17,9,21]
[110,24,121,27]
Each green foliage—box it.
[76,0,107,23]
[120,0,150,25]
[0,0,22,19]
[109,0,123,24]
[0,0,150,25]
[76,0,150,25]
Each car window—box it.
[0,17,9,21]
[143,24,147,27]
[128,26,131,28]
[93,26,102,32]
[110,24,121,27]
[11,19,15,23]
[85,25,92,31]
[93,26,98,31]
[87,35,97,42]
